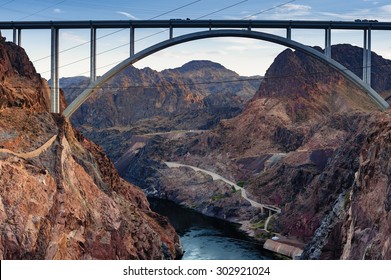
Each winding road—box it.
[0,135,57,159]
[165,162,281,215]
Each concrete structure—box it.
[263,239,303,259]
[0,20,390,113]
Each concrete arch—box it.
[63,29,389,118]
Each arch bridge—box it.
[0,19,389,114]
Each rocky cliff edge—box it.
[0,34,182,260]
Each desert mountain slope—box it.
[61,60,261,129]
[0,34,182,260]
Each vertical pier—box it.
[12,28,21,46]
[18,29,21,46]
[50,27,60,113]
[325,27,331,57]
[286,26,292,40]
[90,27,96,83]
[363,29,371,85]
[12,28,16,44]
[130,26,135,56]
[169,26,173,39]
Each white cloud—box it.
[236,4,313,20]
[153,49,227,59]
[218,38,267,52]
[319,11,360,20]
[61,32,88,44]
[319,6,390,21]
[276,4,312,16]
[226,45,262,51]
[363,0,379,4]
[53,8,62,14]
[380,5,391,13]
[116,11,138,20]
[254,3,313,20]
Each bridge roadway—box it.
[1,19,391,30]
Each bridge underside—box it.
[63,29,389,118]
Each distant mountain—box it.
[331,44,391,98]
[61,60,262,130]
[162,60,260,99]
[249,45,379,124]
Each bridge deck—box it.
[1,20,391,30]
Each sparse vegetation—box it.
[211,193,227,201]
[250,220,265,229]
[256,231,273,240]
[236,181,246,188]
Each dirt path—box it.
[137,130,207,137]
[165,161,281,215]
[0,135,57,160]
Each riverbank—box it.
[148,198,275,260]
[157,162,305,259]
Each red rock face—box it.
[0,35,50,111]
[223,47,391,258]
[215,48,390,258]
[340,114,391,259]
[0,34,182,260]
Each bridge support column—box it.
[129,26,135,56]
[363,29,371,85]
[90,27,96,83]
[325,27,331,57]
[13,28,21,46]
[50,27,60,114]
[17,29,21,46]
[169,26,173,39]
[286,26,291,40]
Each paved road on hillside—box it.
[0,135,57,159]
[137,130,207,137]
[165,161,281,214]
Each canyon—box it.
[1,27,391,260]
[62,44,391,259]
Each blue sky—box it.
[1,0,391,78]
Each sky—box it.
[1,0,391,79]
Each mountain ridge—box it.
[61,60,261,129]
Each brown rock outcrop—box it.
[339,114,391,259]
[0,33,182,260]
[0,35,49,111]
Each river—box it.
[149,198,272,260]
